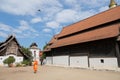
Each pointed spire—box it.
[109,0,117,8]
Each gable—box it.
[0,35,29,58]
[6,39,19,55]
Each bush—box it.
[21,60,31,66]
[16,63,22,67]
[3,56,15,67]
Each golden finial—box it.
[109,0,117,8]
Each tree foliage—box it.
[43,44,47,50]
[42,43,48,59]
[41,52,46,59]
[3,56,15,65]
[21,46,32,59]
[21,46,33,65]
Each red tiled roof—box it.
[48,36,57,44]
[58,6,120,38]
[51,23,119,48]
[43,34,58,52]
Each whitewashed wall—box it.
[30,49,40,64]
[46,57,52,65]
[70,56,88,68]
[53,56,69,66]
[0,55,23,66]
[89,58,118,69]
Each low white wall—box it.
[0,55,23,66]
[89,57,118,70]
[70,56,88,68]
[46,57,52,65]
[53,56,69,66]
[0,56,7,66]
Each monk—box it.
[33,60,38,73]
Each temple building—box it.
[0,35,29,66]
[29,43,41,64]
[44,0,120,70]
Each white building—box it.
[29,43,40,64]
[0,35,29,66]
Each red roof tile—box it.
[58,6,120,38]
[51,23,119,48]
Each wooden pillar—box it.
[68,46,70,66]
[51,50,53,64]
[88,52,90,68]
[116,42,120,67]
[87,43,90,68]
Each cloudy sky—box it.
[0,0,120,50]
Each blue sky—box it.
[0,0,120,50]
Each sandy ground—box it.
[0,65,120,80]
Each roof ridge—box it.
[63,6,119,29]
[58,6,120,38]
[0,35,20,48]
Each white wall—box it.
[0,55,23,66]
[30,49,40,64]
[89,58,118,69]
[53,56,69,66]
[70,56,88,68]
[46,57,52,65]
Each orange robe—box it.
[33,60,38,73]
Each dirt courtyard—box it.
[0,65,120,80]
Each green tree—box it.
[43,43,47,50]
[21,46,32,58]
[42,43,48,59]
[21,46,33,66]
[3,56,15,67]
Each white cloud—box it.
[99,6,109,12]
[18,20,29,31]
[31,17,42,24]
[13,29,22,34]
[1,0,119,39]
[55,9,96,24]
[0,0,40,16]
[64,0,81,11]
[77,0,109,8]
[43,28,51,33]
[0,31,8,38]
[77,10,96,21]
[18,20,37,32]
[40,0,63,22]
[56,9,78,23]
[64,0,77,5]
[46,21,60,29]
[0,20,39,38]
[42,6,63,21]
[0,23,12,31]
[0,0,63,16]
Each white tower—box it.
[30,43,40,64]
